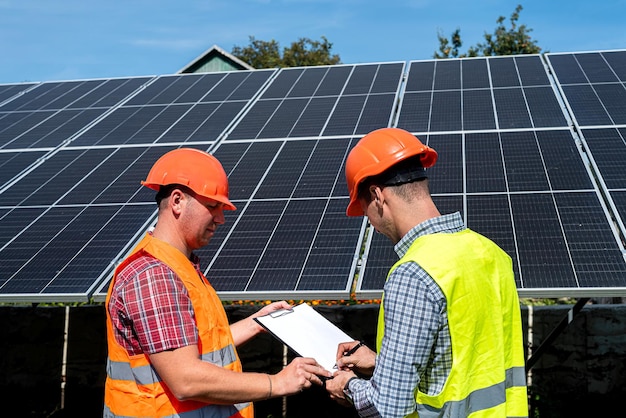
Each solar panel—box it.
[357,54,626,298]
[0,69,278,302]
[2,52,626,303]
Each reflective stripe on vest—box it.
[103,403,247,418]
[377,229,528,417]
[107,344,238,384]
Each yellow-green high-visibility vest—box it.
[377,229,528,417]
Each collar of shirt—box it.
[394,212,466,259]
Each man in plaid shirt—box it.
[104,148,330,418]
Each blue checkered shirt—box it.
[349,212,465,417]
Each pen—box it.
[344,340,365,357]
[334,341,365,368]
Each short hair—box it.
[155,183,193,207]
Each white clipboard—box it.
[254,303,355,372]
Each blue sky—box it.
[1,0,625,84]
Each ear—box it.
[370,185,384,205]
[169,189,186,214]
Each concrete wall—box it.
[1,303,625,417]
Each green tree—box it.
[232,36,341,68]
[434,4,541,59]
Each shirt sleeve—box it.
[121,262,198,354]
[351,261,445,417]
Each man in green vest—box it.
[324,128,528,417]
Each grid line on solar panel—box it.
[2,81,98,111]
[580,127,626,190]
[70,72,274,147]
[399,56,569,133]
[0,78,144,112]
[197,137,361,296]
[227,64,402,140]
[0,83,38,106]
[0,151,47,189]
[0,203,156,300]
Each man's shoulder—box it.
[116,253,175,286]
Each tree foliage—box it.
[232,36,341,68]
[434,4,541,59]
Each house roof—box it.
[178,44,255,74]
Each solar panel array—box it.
[1,51,625,303]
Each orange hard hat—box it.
[345,128,437,216]
[141,148,236,211]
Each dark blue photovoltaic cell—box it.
[561,85,614,126]
[297,198,363,291]
[314,66,352,96]
[343,65,378,95]
[289,96,336,137]
[593,84,626,124]
[227,100,281,140]
[465,132,507,193]
[489,57,521,87]
[500,131,550,192]
[200,200,284,292]
[425,134,463,194]
[370,63,403,93]
[293,138,353,199]
[288,67,328,97]
[463,89,496,130]
[604,51,626,81]
[1,111,54,148]
[0,151,47,187]
[580,128,626,189]
[254,141,317,199]
[6,108,107,149]
[548,54,588,84]
[215,141,283,201]
[510,193,576,289]
[323,95,367,136]
[493,88,533,129]
[575,53,620,83]
[262,69,304,99]
[406,61,435,92]
[258,98,309,138]
[556,192,626,287]
[0,83,36,104]
[515,55,550,86]
[524,87,569,127]
[356,94,396,134]
[0,204,155,296]
[462,59,490,89]
[537,130,593,191]
[214,70,275,101]
[430,91,462,131]
[434,60,461,90]
[397,92,431,132]
[467,194,520,284]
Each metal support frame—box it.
[525,298,590,372]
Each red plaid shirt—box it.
[108,252,201,355]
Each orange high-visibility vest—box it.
[104,233,253,418]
